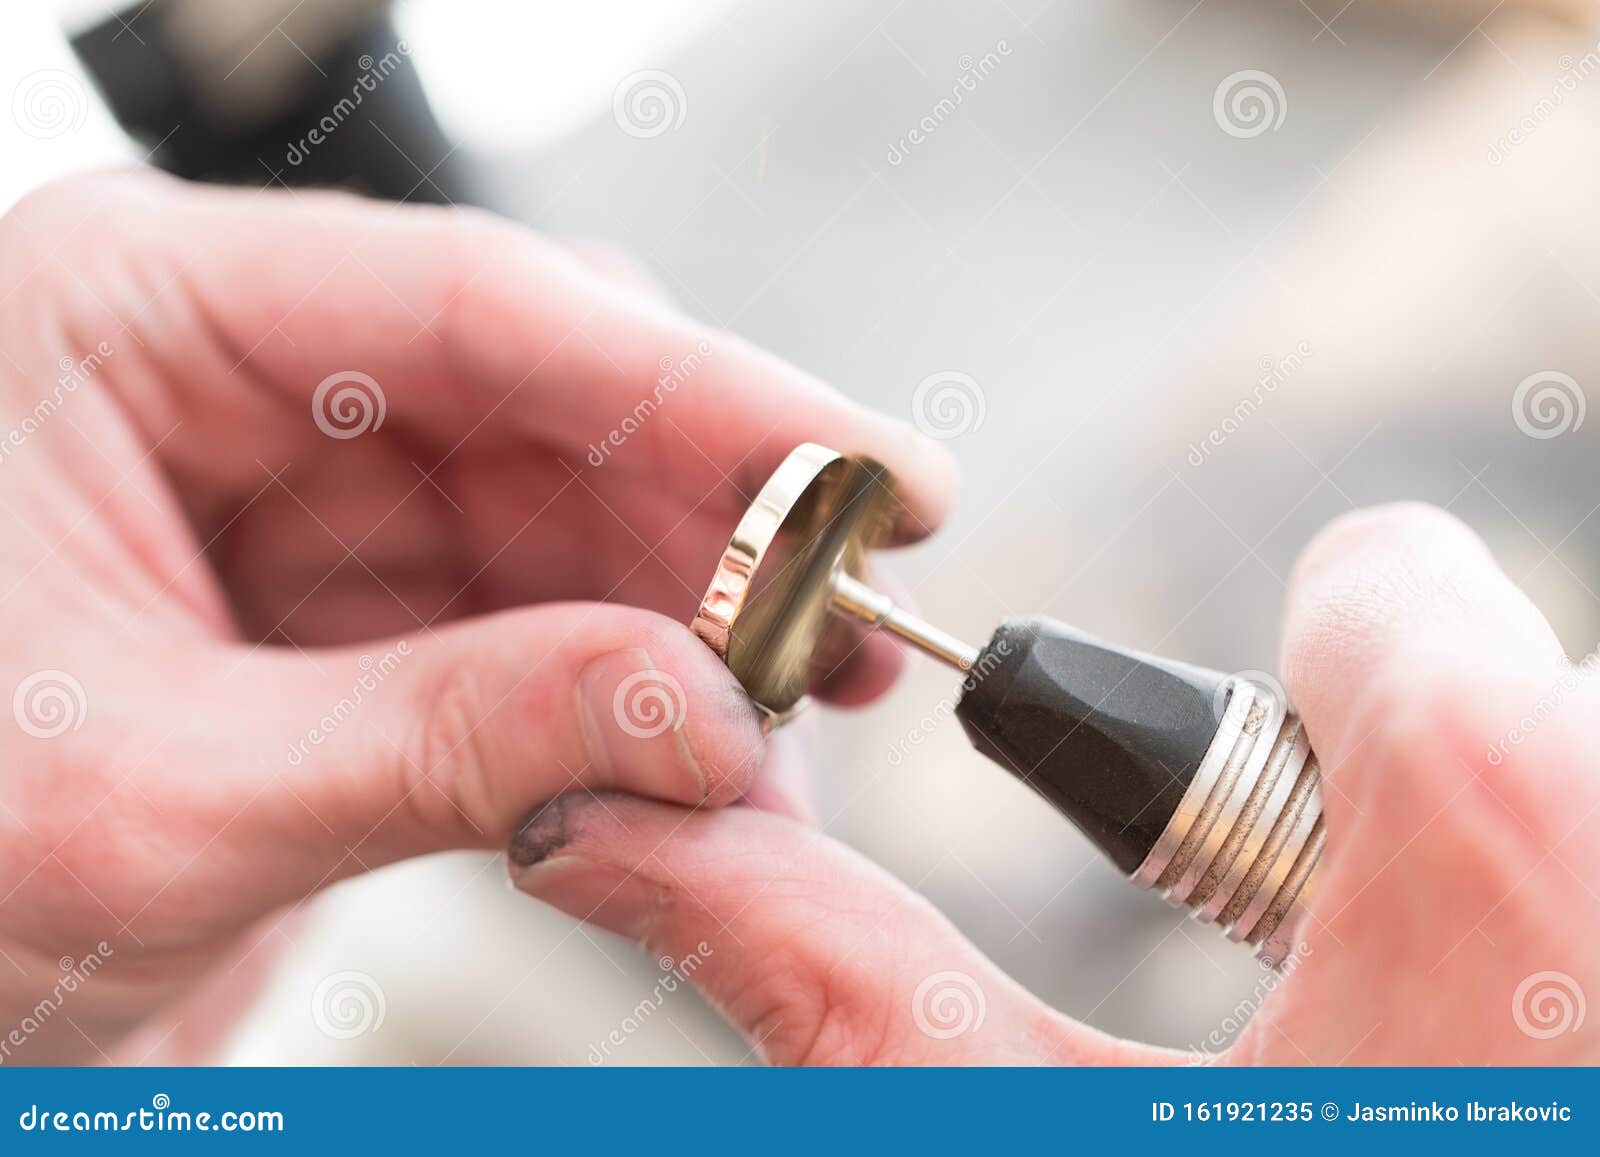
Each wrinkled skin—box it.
[5,170,1595,1068]
[512,505,1600,1065]
[0,169,955,1064]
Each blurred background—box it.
[17,0,1600,1062]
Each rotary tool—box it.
[691,443,1323,964]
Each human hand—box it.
[509,504,1600,1064]
[0,168,955,1064]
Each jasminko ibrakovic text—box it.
[1151,1100,1574,1124]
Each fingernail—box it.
[510,855,663,940]
[576,648,707,798]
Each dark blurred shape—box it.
[71,0,474,204]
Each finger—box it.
[560,238,672,302]
[1269,505,1599,1063]
[737,723,816,824]
[70,170,955,542]
[246,603,768,875]
[1281,502,1565,767]
[507,794,1181,1066]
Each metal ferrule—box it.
[1131,678,1324,965]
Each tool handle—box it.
[955,617,1323,962]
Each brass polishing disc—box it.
[691,443,899,714]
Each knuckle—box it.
[404,662,499,842]
[2,169,142,269]
[745,946,897,1067]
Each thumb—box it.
[257,603,768,875]
[507,794,1183,1066]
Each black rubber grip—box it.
[955,617,1228,875]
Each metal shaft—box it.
[828,573,981,672]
